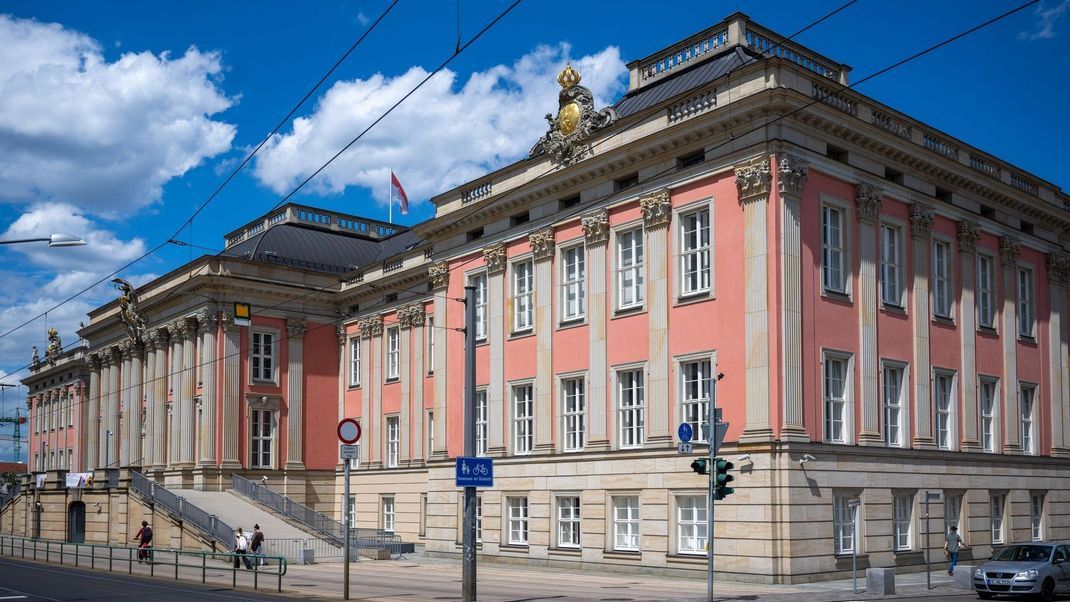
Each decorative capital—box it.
[581,210,609,246]
[1046,252,1070,284]
[909,204,934,239]
[640,189,672,229]
[777,154,809,196]
[398,303,427,329]
[855,183,883,223]
[428,261,450,291]
[87,353,102,370]
[735,158,772,203]
[119,340,134,360]
[482,243,506,275]
[528,227,556,262]
[359,315,383,339]
[999,236,1021,267]
[336,325,347,345]
[195,309,216,333]
[956,220,981,255]
[286,319,306,340]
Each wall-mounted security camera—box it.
[799,453,816,464]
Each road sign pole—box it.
[707,371,716,602]
[344,456,351,600]
[462,285,477,602]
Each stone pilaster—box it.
[129,342,144,466]
[118,342,132,466]
[735,158,774,442]
[179,319,197,466]
[359,317,374,466]
[641,189,673,445]
[529,227,556,453]
[221,318,241,468]
[958,221,981,451]
[910,204,935,448]
[105,347,121,467]
[429,262,449,460]
[144,334,157,469]
[1000,236,1022,453]
[197,311,218,465]
[361,315,383,465]
[151,328,170,469]
[1046,252,1070,455]
[856,182,883,445]
[484,243,506,456]
[404,306,426,461]
[86,354,101,471]
[777,154,809,441]
[286,318,306,469]
[397,309,413,465]
[582,211,610,450]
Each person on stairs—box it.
[234,528,253,570]
[251,524,265,569]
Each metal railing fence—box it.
[130,471,233,544]
[0,481,20,510]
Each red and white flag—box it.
[391,171,409,216]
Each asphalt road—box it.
[0,556,298,601]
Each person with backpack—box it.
[233,528,253,569]
[132,520,153,563]
[251,524,266,569]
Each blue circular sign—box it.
[678,423,694,443]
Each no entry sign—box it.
[338,418,361,444]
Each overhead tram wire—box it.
[0,0,402,344]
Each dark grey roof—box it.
[221,223,424,274]
[614,46,759,119]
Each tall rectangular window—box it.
[680,209,711,296]
[934,372,955,450]
[880,224,902,306]
[613,496,640,551]
[348,495,357,527]
[513,260,534,332]
[681,360,711,443]
[833,495,859,555]
[250,409,273,468]
[822,205,845,293]
[386,416,399,468]
[475,496,483,543]
[991,494,1006,544]
[471,273,488,341]
[932,240,952,318]
[513,384,533,455]
[893,493,913,551]
[427,411,434,457]
[382,496,395,532]
[561,245,585,322]
[977,255,995,328]
[557,496,581,548]
[617,228,645,310]
[562,378,585,452]
[67,394,73,427]
[1019,267,1035,337]
[349,338,361,386]
[882,364,904,447]
[677,495,708,555]
[507,496,529,545]
[980,378,997,452]
[1031,494,1045,541]
[476,390,488,457]
[824,355,849,444]
[618,369,645,449]
[1021,384,1036,455]
[427,317,435,373]
[386,327,400,380]
[944,494,962,534]
[251,332,274,381]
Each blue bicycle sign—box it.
[456,457,494,488]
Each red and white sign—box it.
[337,418,362,444]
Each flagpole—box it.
[388,170,393,224]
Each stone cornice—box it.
[581,210,609,246]
[528,227,556,261]
[735,158,771,204]
[855,182,883,224]
[639,189,672,229]
[956,220,981,255]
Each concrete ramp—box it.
[169,489,317,542]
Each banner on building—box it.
[34,474,45,489]
[65,472,94,489]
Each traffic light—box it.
[690,458,709,475]
[714,457,735,499]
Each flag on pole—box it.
[391,171,409,216]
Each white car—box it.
[974,543,1070,601]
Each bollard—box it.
[75,543,79,567]
[108,545,113,572]
[202,554,207,584]
[866,567,896,595]
[128,547,133,574]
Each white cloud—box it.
[0,14,237,215]
[252,43,627,207]
[1020,0,1070,40]
[2,203,147,271]
[356,12,371,27]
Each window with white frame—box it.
[557,496,581,548]
[991,494,1006,544]
[386,327,400,380]
[880,224,902,306]
[349,338,361,387]
[427,316,435,373]
[677,494,708,555]
[833,495,860,555]
[980,378,998,452]
[1018,267,1035,337]
[1031,493,1045,541]
[471,273,488,341]
[513,260,534,332]
[822,205,846,293]
[893,493,914,551]
[347,495,357,527]
[476,390,487,456]
[507,496,529,545]
[943,493,963,535]
[427,411,434,457]
[67,394,73,427]
[882,363,905,447]
[250,409,273,468]
[617,228,645,310]
[562,378,585,452]
[382,496,395,532]
[932,240,952,318]
[617,369,645,449]
[681,359,712,443]
[977,255,995,328]
[475,496,483,543]
[680,208,711,296]
[386,416,399,467]
[613,496,640,551]
[513,384,533,455]
[561,245,585,322]
[1021,383,1036,455]
[934,371,955,450]
[251,331,275,382]
[824,354,850,444]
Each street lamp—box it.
[0,233,87,247]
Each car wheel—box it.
[976,593,993,600]
[1038,577,1056,602]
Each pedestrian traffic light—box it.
[690,458,709,475]
[714,457,735,499]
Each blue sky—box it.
[0,0,1067,459]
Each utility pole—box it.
[0,384,24,462]
[706,373,716,602]
[461,285,477,602]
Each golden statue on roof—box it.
[530,62,617,166]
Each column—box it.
[398,307,414,464]
[152,328,170,469]
[641,190,673,445]
[736,159,774,442]
[958,221,981,450]
[370,317,384,465]
[179,319,197,465]
[484,243,507,456]
[144,335,157,468]
[286,318,306,469]
[97,353,110,467]
[336,324,346,466]
[129,342,144,466]
[119,342,132,466]
[221,317,241,468]
[530,227,556,453]
[106,347,120,466]
[429,262,449,459]
[1046,253,1070,455]
[777,155,809,440]
[1000,237,1022,453]
[582,211,610,450]
[198,310,218,465]
[359,317,373,466]
[910,204,935,448]
[86,354,101,471]
[168,322,184,466]
[856,182,883,445]
[408,306,426,461]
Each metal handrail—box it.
[0,534,287,592]
[129,471,233,544]
[0,482,20,510]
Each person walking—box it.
[944,525,968,575]
[251,524,265,569]
[132,520,153,563]
[234,528,253,570]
